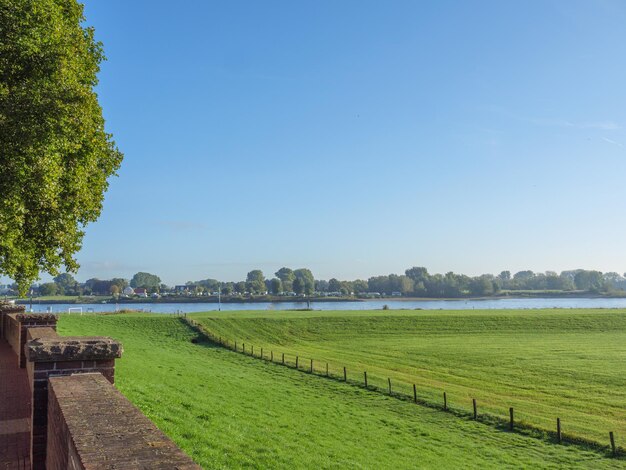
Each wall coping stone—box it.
[0,303,26,313]
[14,312,58,322]
[26,333,123,362]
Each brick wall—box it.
[2,311,200,469]
[46,374,201,470]
[0,303,25,340]
[25,327,122,469]
[4,313,58,368]
[4,313,21,356]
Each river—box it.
[18,297,626,314]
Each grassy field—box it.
[58,313,621,469]
[191,308,626,446]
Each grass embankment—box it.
[59,313,620,469]
[191,309,626,446]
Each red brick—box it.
[0,339,31,469]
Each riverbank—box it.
[14,295,363,305]
[13,297,626,315]
[12,290,626,305]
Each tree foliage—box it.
[38,281,57,296]
[0,0,123,294]
[294,268,315,295]
[269,278,282,295]
[275,267,295,292]
[53,272,78,295]
[246,270,265,294]
[130,272,161,290]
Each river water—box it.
[19,297,626,314]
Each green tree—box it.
[130,272,161,291]
[574,270,606,292]
[352,279,369,294]
[405,267,429,284]
[269,278,282,295]
[110,278,129,291]
[293,277,305,295]
[328,278,342,292]
[469,275,496,296]
[339,281,353,296]
[53,273,78,295]
[498,271,511,281]
[389,274,414,295]
[368,275,391,294]
[38,282,57,296]
[275,267,295,292]
[294,268,315,295]
[0,0,123,294]
[315,280,329,292]
[246,270,265,294]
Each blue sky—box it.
[32,1,626,284]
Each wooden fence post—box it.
[472,399,477,420]
[557,418,561,443]
[388,378,392,394]
[243,343,245,354]
[364,371,368,388]
[261,348,263,359]
[343,367,347,382]
[509,407,514,431]
[310,358,314,373]
[235,341,237,351]
[251,345,254,356]
[610,432,616,456]
[413,384,417,403]
[282,353,285,364]
[443,392,447,411]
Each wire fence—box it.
[182,316,622,459]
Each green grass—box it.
[57,313,624,469]
[190,308,626,446]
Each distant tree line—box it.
[16,266,626,298]
[177,266,626,298]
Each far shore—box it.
[12,290,626,305]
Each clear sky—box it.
[32,0,626,284]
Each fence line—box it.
[182,317,622,458]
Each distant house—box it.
[391,291,402,297]
[122,287,135,296]
[134,288,148,298]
